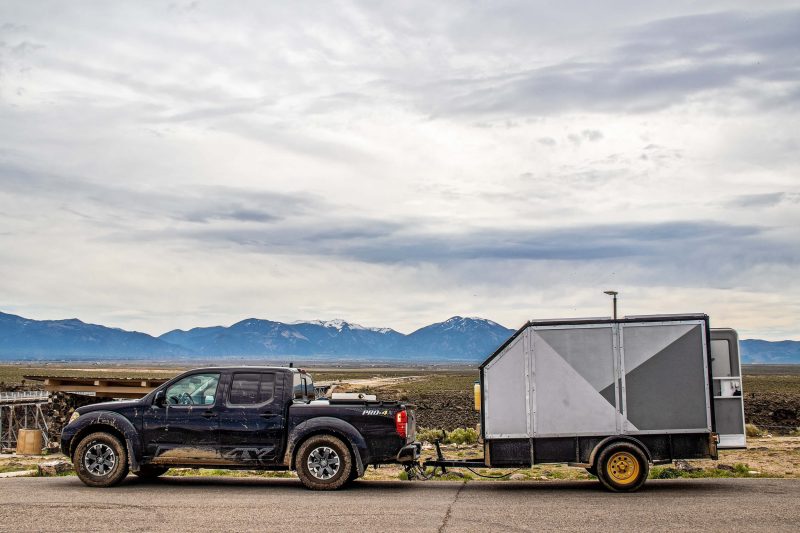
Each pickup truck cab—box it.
[61,367,418,490]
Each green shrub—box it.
[650,467,681,479]
[416,427,448,444]
[447,427,479,446]
[416,427,479,446]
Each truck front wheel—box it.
[73,431,129,488]
[296,434,353,490]
[596,442,649,492]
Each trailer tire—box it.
[596,441,649,492]
[73,431,129,488]
[296,434,353,490]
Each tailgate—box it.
[405,405,417,443]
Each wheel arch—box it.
[285,418,368,476]
[587,435,652,468]
[68,411,142,471]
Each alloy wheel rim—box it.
[84,442,117,476]
[307,446,340,480]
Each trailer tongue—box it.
[410,314,746,492]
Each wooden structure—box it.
[24,375,170,399]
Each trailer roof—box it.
[480,313,709,369]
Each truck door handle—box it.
[259,413,277,419]
[201,411,217,419]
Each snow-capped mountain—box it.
[159,316,511,359]
[404,316,515,359]
[160,317,406,357]
[0,311,511,361]
[4,309,795,363]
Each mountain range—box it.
[0,311,514,361]
[0,310,797,363]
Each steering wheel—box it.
[178,392,194,406]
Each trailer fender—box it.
[588,436,652,468]
[64,411,142,472]
[284,417,368,476]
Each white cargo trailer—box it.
[425,313,746,492]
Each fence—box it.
[0,392,51,451]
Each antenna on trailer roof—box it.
[603,290,618,319]
[289,362,294,368]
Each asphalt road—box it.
[0,476,797,532]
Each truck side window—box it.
[229,373,275,405]
[165,373,220,406]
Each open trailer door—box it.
[710,328,746,449]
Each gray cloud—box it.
[729,192,797,208]
[399,9,800,117]
[132,218,794,277]
[0,162,308,227]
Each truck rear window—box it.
[229,373,275,405]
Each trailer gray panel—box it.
[533,326,618,437]
[483,334,528,438]
[620,322,710,432]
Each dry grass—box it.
[743,374,800,395]
[0,364,184,386]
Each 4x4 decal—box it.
[223,447,275,462]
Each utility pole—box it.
[604,290,618,320]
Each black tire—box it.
[343,466,360,486]
[295,434,353,490]
[133,465,169,480]
[73,431,129,488]
[596,441,649,492]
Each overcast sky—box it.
[1,1,799,339]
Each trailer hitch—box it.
[434,438,447,474]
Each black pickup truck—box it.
[60,366,419,490]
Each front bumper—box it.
[396,442,421,463]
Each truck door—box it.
[218,371,285,464]
[710,329,746,448]
[142,372,222,463]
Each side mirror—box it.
[153,390,166,407]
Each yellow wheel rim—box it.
[606,451,640,485]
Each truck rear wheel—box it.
[73,431,129,488]
[296,434,353,490]
[596,442,649,492]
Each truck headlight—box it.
[68,411,80,424]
